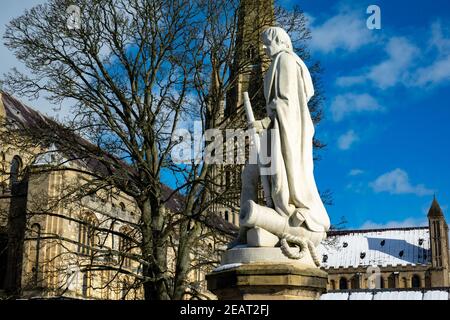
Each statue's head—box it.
[261,27,293,58]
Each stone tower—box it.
[212,0,275,227]
[225,0,275,121]
[428,197,450,286]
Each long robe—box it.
[263,50,330,233]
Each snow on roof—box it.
[348,292,374,300]
[320,292,349,300]
[321,289,450,300]
[318,227,430,269]
[373,290,423,300]
[423,290,449,300]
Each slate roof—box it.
[318,227,431,269]
[0,90,237,235]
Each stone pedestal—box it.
[206,247,328,300]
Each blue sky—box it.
[1,1,449,230]
[292,0,450,229]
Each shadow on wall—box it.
[366,237,430,265]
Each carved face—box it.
[262,36,283,59]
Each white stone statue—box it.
[231,27,330,267]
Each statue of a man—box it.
[235,27,330,260]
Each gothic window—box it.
[388,273,396,288]
[402,277,408,288]
[351,275,360,289]
[432,221,442,267]
[224,211,229,222]
[121,279,129,299]
[111,222,116,251]
[246,45,256,61]
[119,227,132,269]
[225,170,231,186]
[82,271,90,297]
[78,213,98,255]
[0,152,6,193]
[31,223,41,287]
[339,277,348,290]
[411,274,421,288]
[330,279,336,290]
[10,155,22,187]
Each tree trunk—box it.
[172,219,198,300]
[140,196,170,300]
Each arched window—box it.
[225,170,231,186]
[31,223,41,287]
[402,277,408,288]
[0,152,6,193]
[119,227,133,269]
[351,275,360,289]
[330,279,336,290]
[121,279,129,299]
[380,276,385,288]
[82,271,90,297]
[247,45,256,61]
[339,277,348,290]
[10,156,22,187]
[224,211,229,222]
[388,273,396,288]
[78,213,98,255]
[412,274,421,288]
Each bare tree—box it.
[1,0,326,300]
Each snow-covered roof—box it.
[321,289,450,300]
[318,227,431,269]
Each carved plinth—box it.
[206,262,328,300]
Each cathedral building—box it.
[2,0,449,301]
[0,91,144,299]
[319,198,450,299]
[0,91,232,300]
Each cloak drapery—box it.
[263,50,330,233]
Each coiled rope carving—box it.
[280,233,321,267]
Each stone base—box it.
[222,246,317,268]
[206,262,328,300]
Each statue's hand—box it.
[249,120,264,134]
[250,117,271,134]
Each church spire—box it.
[225,0,275,120]
[428,196,444,218]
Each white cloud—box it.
[413,21,450,87]
[337,130,359,150]
[349,169,364,176]
[414,56,450,87]
[336,21,450,90]
[367,37,419,89]
[430,20,450,55]
[336,37,419,89]
[330,93,382,122]
[360,217,428,230]
[370,168,434,196]
[309,10,374,54]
